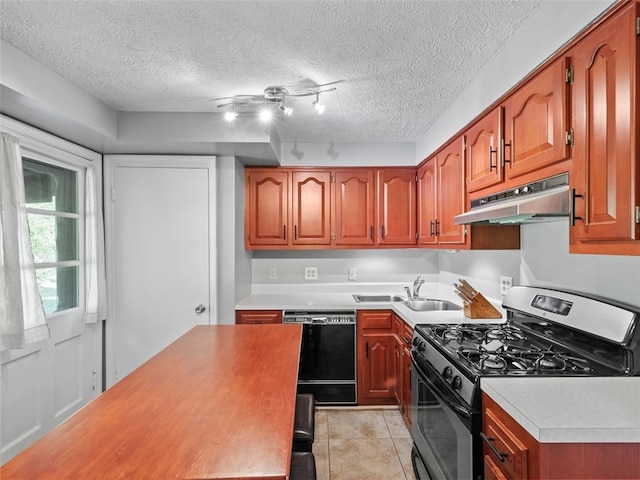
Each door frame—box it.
[103,155,217,388]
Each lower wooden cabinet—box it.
[235,310,283,324]
[357,310,413,422]
[357,310,396,405]
[482,392,640,479]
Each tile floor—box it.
[313,408,416,480]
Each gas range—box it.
[411,286,640,405]
[409,285,640,480]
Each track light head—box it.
[312,93,325,114]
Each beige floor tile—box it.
[313,438,330,480]
[329,438,407,480]
[383,409,411,439]
[327,410,390,439]
[315,409,329,440]
[393,437,416,480]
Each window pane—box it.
[27,214,78,263]
[23,158,77,213]
[36,267,79,314]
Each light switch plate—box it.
[348,268,357,281]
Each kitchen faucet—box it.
[406,276,424,300]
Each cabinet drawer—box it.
[483,407,529,480]
[235,310,283,324]
[358,311,393,331]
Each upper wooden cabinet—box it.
[466,107,504,194]
[333,169,376,246]
[292,170,332,246]
[245,169,289,247]
[377,169,418,246]
[418,137,466,246]
[502,56,572,186]
[245,167,417,249]
[569,1,640,255]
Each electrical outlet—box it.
[500,276,513,295]
[348,267,357,281]
[304,267,318,280]
[268,267,277,280]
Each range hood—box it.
[454,174,570,225]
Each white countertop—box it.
[481,377,640,443]
[235,282,506,327]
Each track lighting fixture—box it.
[213,80,342,122]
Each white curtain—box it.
[0,132,50,351]
[84,164,107,323]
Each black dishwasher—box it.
[283,310,357,404]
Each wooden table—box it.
[1,324,303,479]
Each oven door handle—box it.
[412,354,472,419]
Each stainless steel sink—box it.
[402,298,462,312]
[352,294,405,303]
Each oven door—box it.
[411,355,482,480]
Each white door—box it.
[104,156,216,386]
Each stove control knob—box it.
[417,342,426,353]
[452,375,462,390]
[442,366,453,379]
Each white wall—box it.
[279,141,415,166]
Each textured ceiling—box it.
[0,1,543,143]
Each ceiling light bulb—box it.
[312,93,325,114]
[224,110,238,122]
[259,108,272,122]
[279,104,293,116]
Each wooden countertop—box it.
[1,324,303,479]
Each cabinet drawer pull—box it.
[570,188,583,227]
[489,145,498,171]
[501,138,512,166]
[480,432,508,462]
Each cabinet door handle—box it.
[480,432,507,463]
[365,341,369,359]
[370,225,373,240]
[501,138,512,166]
[489,145,498,171]
[570,189,583,227]
[381,225,385,239]
[430,220,435,237]
[435,220,440,236]
[294,224,298,240]
[283,225,286,240]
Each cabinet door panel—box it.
[378,169,417,245]
[246,170,289,246]
[417,161,438,245]
[437,139,466,245]
[466,107,503,194]
[334,170,375,246]
[292,171,331,245]
[571,5,636,244]
[504,57,570,182]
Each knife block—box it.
[463,293,502,319]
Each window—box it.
[23,158,81,315]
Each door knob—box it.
[195,304,206,314]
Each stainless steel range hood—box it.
[454,174,570,225]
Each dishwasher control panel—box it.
[283,310,356,324]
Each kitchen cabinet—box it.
[483,392,640,479]
[377,169,418,246]
[394,315,413,429]
[333,169,376,246]
[292,170,332,246]
[235,310,283,324]
[569,1,640,255]
[466,107,503,194]
[418,137,466,246]
[357,310,396,405]
[245,169,289,248]
[502,55,572,187]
